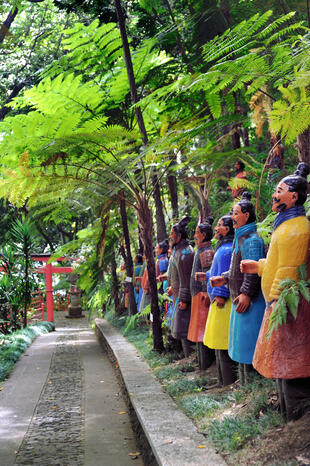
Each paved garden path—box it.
[0,313,144,466]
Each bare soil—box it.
[227,412,310,466]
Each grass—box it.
[0,321,55,382]
[181,394,228,419]
[166,376,210,397]
[104,309,285,457]
[209,409,283,452]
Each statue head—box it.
[272,162,309,212]
[194,217,214,247]
[235,160,245,174]
[155,238,169,256]
[134,254,143,264]
[214,214,234,240]
[170,216,190,247]
[232,192,256,229]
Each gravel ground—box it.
[15,332,84,466]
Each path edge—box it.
[95,318,227,466]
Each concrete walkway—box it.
[0,314,143,466]
[95,318,226,466]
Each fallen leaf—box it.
[0,387,3,391]
[129,452,141,457]
[296,456,310,465]
[197,445,206,449]
[115,362,119,368]
[36,367,40,370]
[162,440,173,445]
[119,411,126,415]
[51,406,57,410]
[130,393,134,396]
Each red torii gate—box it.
[32,254,74,322]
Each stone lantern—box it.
[66,273,84,318]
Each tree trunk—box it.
[115,0,166,347]
[115,0,167,242]
[114,0,148,144]
[0,8,18,44]
[152,174,167,242]
[111,250,121,315]
[137,195,164,352]
[220,0,231,28]
[297,128,310,166]
[167,155,179,221]
[0,82,27,121]
[119,194,137,315]
[167,174,179,220]
[232,92,241,149]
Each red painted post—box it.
[45,262,54,322]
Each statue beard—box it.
[272,197,287,212]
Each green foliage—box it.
[209,410,282,452]
[123,304,150,335]
[181,394,227,420]
[256,211,276,245]
[0,321,54,381]
[268,264,310,337]
[0,216,39,331]
[166,377,210,398]
[270,82,310,143]
[154,365,184,381]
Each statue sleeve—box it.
[178,249,194,303]
[257,258,266,277]
[213,246,231,299]
[269,227,309,300]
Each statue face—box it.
[169,227,180,247]
[155,244,162,256]
[194,226,205,247]
[272,181,298,212]
[214,219,229,239]
[232,204,249,229]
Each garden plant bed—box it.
[105,310,310,465]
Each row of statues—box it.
[131,162,309,422]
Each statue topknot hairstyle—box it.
[281,162,309,206]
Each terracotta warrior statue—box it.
[227,160,248,199]
[155,239,169,293]
[210,192,265,384]
[241,162,310,420]
[203,215,237,386]
[168,217,194,357]
[187,218,215,370]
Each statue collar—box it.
[273,205,306,231]
[157,253,167,260]
[197,241,211,250]
[215,234,234,251]
[233,222,257,253]
[175,238,189,250]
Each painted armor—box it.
[253,214,310,379]
[170,239,194,340]
[187,241,214,342]
[223,223,265,364]
[204,240,233,349]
